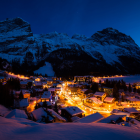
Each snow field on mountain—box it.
[34,62,55,76]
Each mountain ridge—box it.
[0,17,140,76]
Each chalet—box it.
[33,88,44,96]
[75,112,104,123]
[61,106,84,121]
[55,87,61,94]
[47,79,53,86]
[41,91,51,102]
[53,83,58,87]
[74,76,90,82]
[98,115,126,124]
[56,84,62,88]
[104,97,115,104]
[19,98,29,110]
[31,107,53,123]
[5,109,28,119]
[42,82,47,89]
[14,91,21,98]
[77,88,93,98]
[111,109,130,117]
[135,94,140,99]
[125,97,140,105]
[38,101,52,109]
[34,81,43,89]
[47,109,66,123]
[94,92,106,101]
[85,97,103,106]
[68,87,78,97]
[135,82,140,89]
[22,90,30,101]
[123,108,139,114]
[99,87,113,96]
[48,88,56,95]
[20,81,28,89]
[35,78,41,82]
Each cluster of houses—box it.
[0,74,140,128]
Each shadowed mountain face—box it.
[0,17,140,76]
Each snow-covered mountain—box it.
[0,17,140,76]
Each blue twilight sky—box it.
[0,0,140,46]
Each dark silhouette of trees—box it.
[129,83,132,92]
[42,101,48,108]
[91,83,99,93]
[54,102,58,113]
[19,90,23,100]
[113,84,119,100]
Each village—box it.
[0,71,140,128]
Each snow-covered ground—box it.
[0,105,10,117]
[34,62,55,76]
[100,75,140,84]
[0,117,140,140]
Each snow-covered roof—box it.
[20,81,28,85]
[22,90,30,95]
[55,87,61,91]
[126,97,140,102]
[71,116,80,122]
[99,115,126,123]
[34,82,42,86]
[41,91,51,99]
[15,91,21,95]
[42,82,47,85]
[56,84,62,87]
[32,108,47,121]
[124,108,139,113]
[48,88,56,92]
[0,105,10,117]
[62,106,84,116]
[39,101,52,106]
[104,97,115,103]
[81,89,88,92]
[94,92,105,97]
[89,97,103,104]
[5,109,27,119]
[111,109,130,117]
[47,109,66,122]
[20,98,29,107]
[75,112,104,123]
[34,88,44,92]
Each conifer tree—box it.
[129,83,132,93]
[113,84,119,100]
[19,90,23,100]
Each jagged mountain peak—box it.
[0,17,31,33]
[72,34,87,40]
[91,27,136,45]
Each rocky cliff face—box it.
[0,17,140,76]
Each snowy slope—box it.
[34,62,55,76]
[0,117,140,140]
